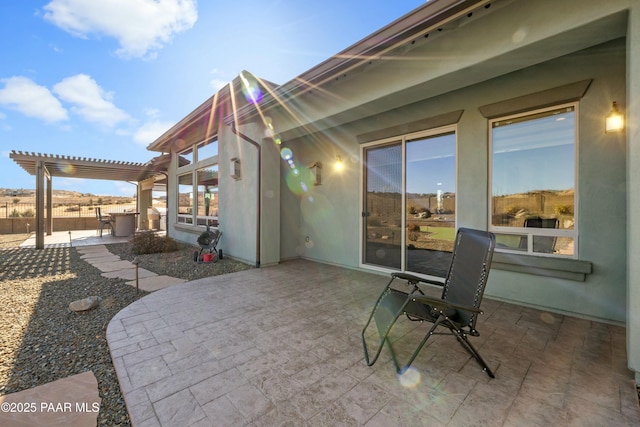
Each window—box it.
[197,140,218,162]
[196,165,218,227]
[177,173,193,224]
[490,104,576,257]
[175,138,219,228]
[362,128,456,277]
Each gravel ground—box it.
[0,234,253,426]
[107,242,254,281]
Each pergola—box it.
[10,150,168,249]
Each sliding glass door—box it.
[363,142,402,269]
[362,129,456,276]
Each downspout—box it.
[230,123,261,268]
[160,171,169,232]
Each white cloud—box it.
[53,74,130,127]
[209,69,230,91]
[133,120,174,145]
[0,76,68,123]
[210,78,229,91]
[43,0,198,59]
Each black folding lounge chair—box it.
[520,216,559,253]
[362,227,496,377]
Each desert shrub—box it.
[21,208,35,217]
[9,209,20,218]
[130,232,179,255]
[555,204,574,216]
[408,231,419,242]
[368,217,381,227]
[408,223,420,232]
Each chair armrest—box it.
[410,294,483,315]
[391,272,444,287]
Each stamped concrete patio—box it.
[107,259,640,426]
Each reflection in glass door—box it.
[362,130,456,276]
[363,143,402,270]
[405,133,456,276]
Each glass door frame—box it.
[359,125,458,276]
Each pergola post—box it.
[35,160,45,249]
[46,172,52,236]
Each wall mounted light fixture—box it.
[308,161,322,185]
[230,157,241,180]
[334,155,344,171]
[605,101,624,133]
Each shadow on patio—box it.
[107,259,640,426]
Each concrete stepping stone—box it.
[80,254,121,262]
[125,275,186,292]
[0,371,100,426]
[75,245,109,254]
[102,267,157,281]
[90,260,137,273]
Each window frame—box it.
[175,138,219,230]
[359,125,458,276]
[488,102,578,258]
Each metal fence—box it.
[0,202,137,219]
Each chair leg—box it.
[395,315,443,374]
[453,331,495,378]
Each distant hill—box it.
[0,188,87,198]
[0,188,134,204]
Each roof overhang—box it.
[10,150,167,182]
[146,74,278,153]
[225,0,489,126]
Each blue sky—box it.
[0,0,424,195]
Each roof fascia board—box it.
[227,0,489,125]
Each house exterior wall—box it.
[626,1,640,384]
[165,120,280,268]
[281,39,627,324]
[156,0,640,381]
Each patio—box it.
[19,229,132,248]
[106,259,640,426]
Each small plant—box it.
[555,204,574,216]
[408,231,419,242]
[130,231,179,255]
[9,209,20,218]
[408,223,420,232]
[21,208,35,217]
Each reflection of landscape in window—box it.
[196,166,218,226]
[177,174,193,223]
[406,133,456,255]
[363,133,456,275]
[491,106,575,256]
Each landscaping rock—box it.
[69,296,100,312]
